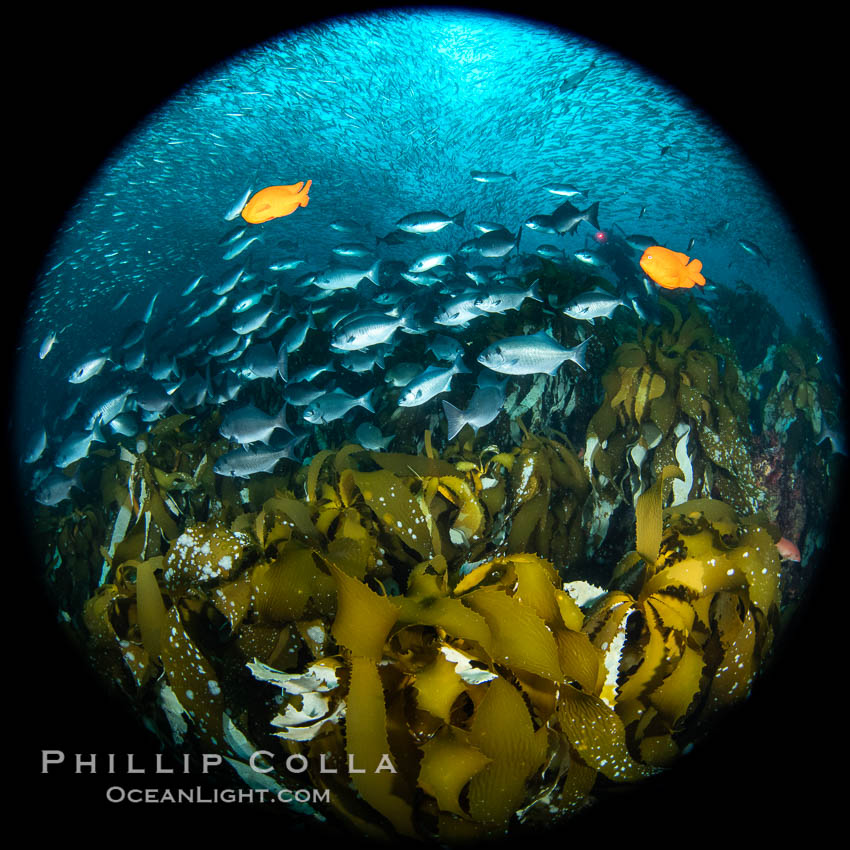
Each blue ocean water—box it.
[13,8,834,455]
[11,7,846,840]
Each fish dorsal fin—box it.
[531,329,554,341]
[674,251,690,264]
[687,258,703,273]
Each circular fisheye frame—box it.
[14,7,844,845]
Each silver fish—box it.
[470,170,516,182]
[332,242,374,259]
[68,353,109,384]
[524,214,559,234]
[232,291,266,314]
[224,186,253,221]
[434,294,485,328]
[573,250,605,267]
[195,295,228,320]
[282,308,316,354]
[354,422,395,451]
[269,258,306,272]
[142,291,159,324]
[55,417,106,468]
[408,251,454,273]
[290,360,334,384]
[214,437,304,478]
[331,308,415,352]
[477,330,592,375]
[238,342,283,380]
[396,209,465,234]
[442,385,506,440]
[385,362,422,388]
[213,267,245,295]
[181,274,205,296]
[85,386,134,429]
[223,235,262,260]
[232,294,279,335]
[34,470,82,506]
[303,389,375,424]
[474,280,541,314]
[428,334,464,362]
[738,239,771,265]
[624,234,657,252]
[341,349,385,373]
[312,260,381,291]
[120,319,147,349]
[398,354,470,407]
[283,381,333,407]
[39,330,57,360]
[24,427,48,463]
[542,182,586,197]
[551,200,600,235]
[470,227,522,258]
[208,330,242,357]
[220,403,290,444]
[536,244,566,260]
[562,289,629,324]
[108,412,141,438]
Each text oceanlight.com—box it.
[104,786,330,804]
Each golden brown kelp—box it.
[74,429,784,842]
[584,298,762,552]
[584,473,781,765]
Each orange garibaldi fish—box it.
[241,180,312,224]
[639,245,706,290]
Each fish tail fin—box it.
[358,389,375,414]
[453,352,472,374]
[91,414,106,444]
[442,400,468,441]
[398,303,418,331]
[453,210,466,228]
[367,259,382,284]
[275,404,292,433]
[515,226,523,254]
[583,201,600,230]
[375,350,386,370]
[528,278,543,302]
[510,171,517,180]
[687,259,706,286]
[300,179,312,207]
[570,336,593,372]
[276,342,288,382]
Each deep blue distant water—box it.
[12,8,836,446]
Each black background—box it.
[9,2,845,844]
